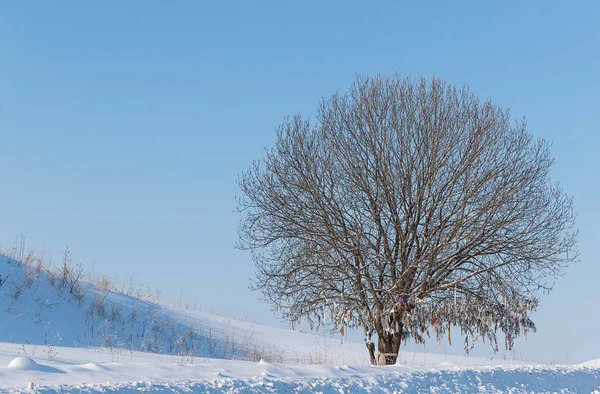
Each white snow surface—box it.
[0,348,598,393]
[0,254,599,392]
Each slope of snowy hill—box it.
[0,252,370,364]
[1,253,599,393]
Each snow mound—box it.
[81,363,101,370]
[76,363,103,371]
[6,356,65,374]
[7,357,39,370]
[580,359,600,367]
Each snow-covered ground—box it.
[1,253,599,393]
[1,347,599,393]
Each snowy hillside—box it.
[1,253,599,393]
[0,252,367,364]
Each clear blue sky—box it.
[0,1,598,363]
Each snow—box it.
[0,347,598,393]
[1,254,599,392]
[7,356,39,370]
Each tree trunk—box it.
[366,340,376,365]
[377,330,402,365]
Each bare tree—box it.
[237,75,577,365]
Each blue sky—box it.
[0,1,598,363]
